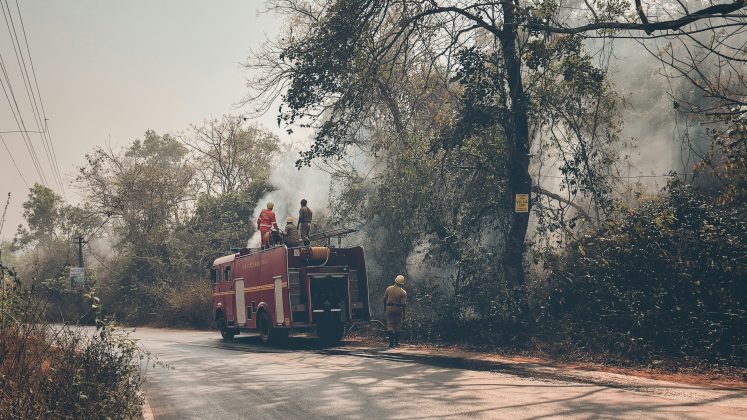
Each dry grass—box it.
[0,292,146,419]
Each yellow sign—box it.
[515,194,529,213]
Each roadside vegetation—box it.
[0,290,146,418]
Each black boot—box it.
[394,331,400,347]
[388,332,395,348]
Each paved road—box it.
[134,328,745,419]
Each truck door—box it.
[308,273,349,324]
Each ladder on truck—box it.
[308,228,357,247]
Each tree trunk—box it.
[499,3,531,315]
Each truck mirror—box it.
[210,269,217,284]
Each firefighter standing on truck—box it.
[298,199,313,246]
[284,216,302,247]
[257,202,278,249]
[384,275,407,348]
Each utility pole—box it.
[76,235,87,268]
[71,235,87,289]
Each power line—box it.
[0,1,46,178]
[0,133,29,188]
[0,50,48,187]
[1,0,63,194]
[0,128,46,133]
[11,0,64,194]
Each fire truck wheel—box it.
[217,312,235,341]
[221,329,236,341]
[257,310,289,345]
[257,310,272,344]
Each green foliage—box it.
[13,184,97,251]
[15,184,61,246]
[400,277,456,342]
[697,116,747,208]
[546,179,747,364]
[75,131,195,323]
[280,0,372,124]
[68,124,277,325]
[125,129,187,164]
[175,189,269,274]
[9,185,102,322]
[444,48,509,148]
[79,130,194,245]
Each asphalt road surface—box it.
[134,328,746,419]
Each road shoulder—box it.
[331,338,746,409]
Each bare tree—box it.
[182,116,281,196]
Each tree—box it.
[77,131,193,247]
[14,184,63,249]
[74,127,279,323]
[183,116,281,196]
[173,188,268,276]
[76,131,194,322]
[9,185,100,320]
[547,178,747,364]
[13,184,98,265]
[245,0,746,318]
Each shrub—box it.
[0,291,146,418]
[545,179,747,365]
[158,281,212,329]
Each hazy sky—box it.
[0,1,288,237]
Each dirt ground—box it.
[343,334,747,391]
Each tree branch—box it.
[528,0,746,35]
[532,185,592,221]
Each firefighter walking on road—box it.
[298,199,313,246]
[384,275,407,348]
[257,202,278,249]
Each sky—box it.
[0,0,288,239]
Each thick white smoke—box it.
[246,148,332,247]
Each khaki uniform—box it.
[284,223,302,247]
[298,205,313,244]
[384,284,407,333]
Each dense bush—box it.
[0,292,146,418]
[158,281,212,329]
[546,179,747,365]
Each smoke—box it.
[529,35,708,212]
[603,38,695,187]
[246,146,332,247]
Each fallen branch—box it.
[532,185,592,220]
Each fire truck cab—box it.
[211,230,370,345]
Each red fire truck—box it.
[210,230,371,344]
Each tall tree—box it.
[78,130,193,247]
[245,0,746,316]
